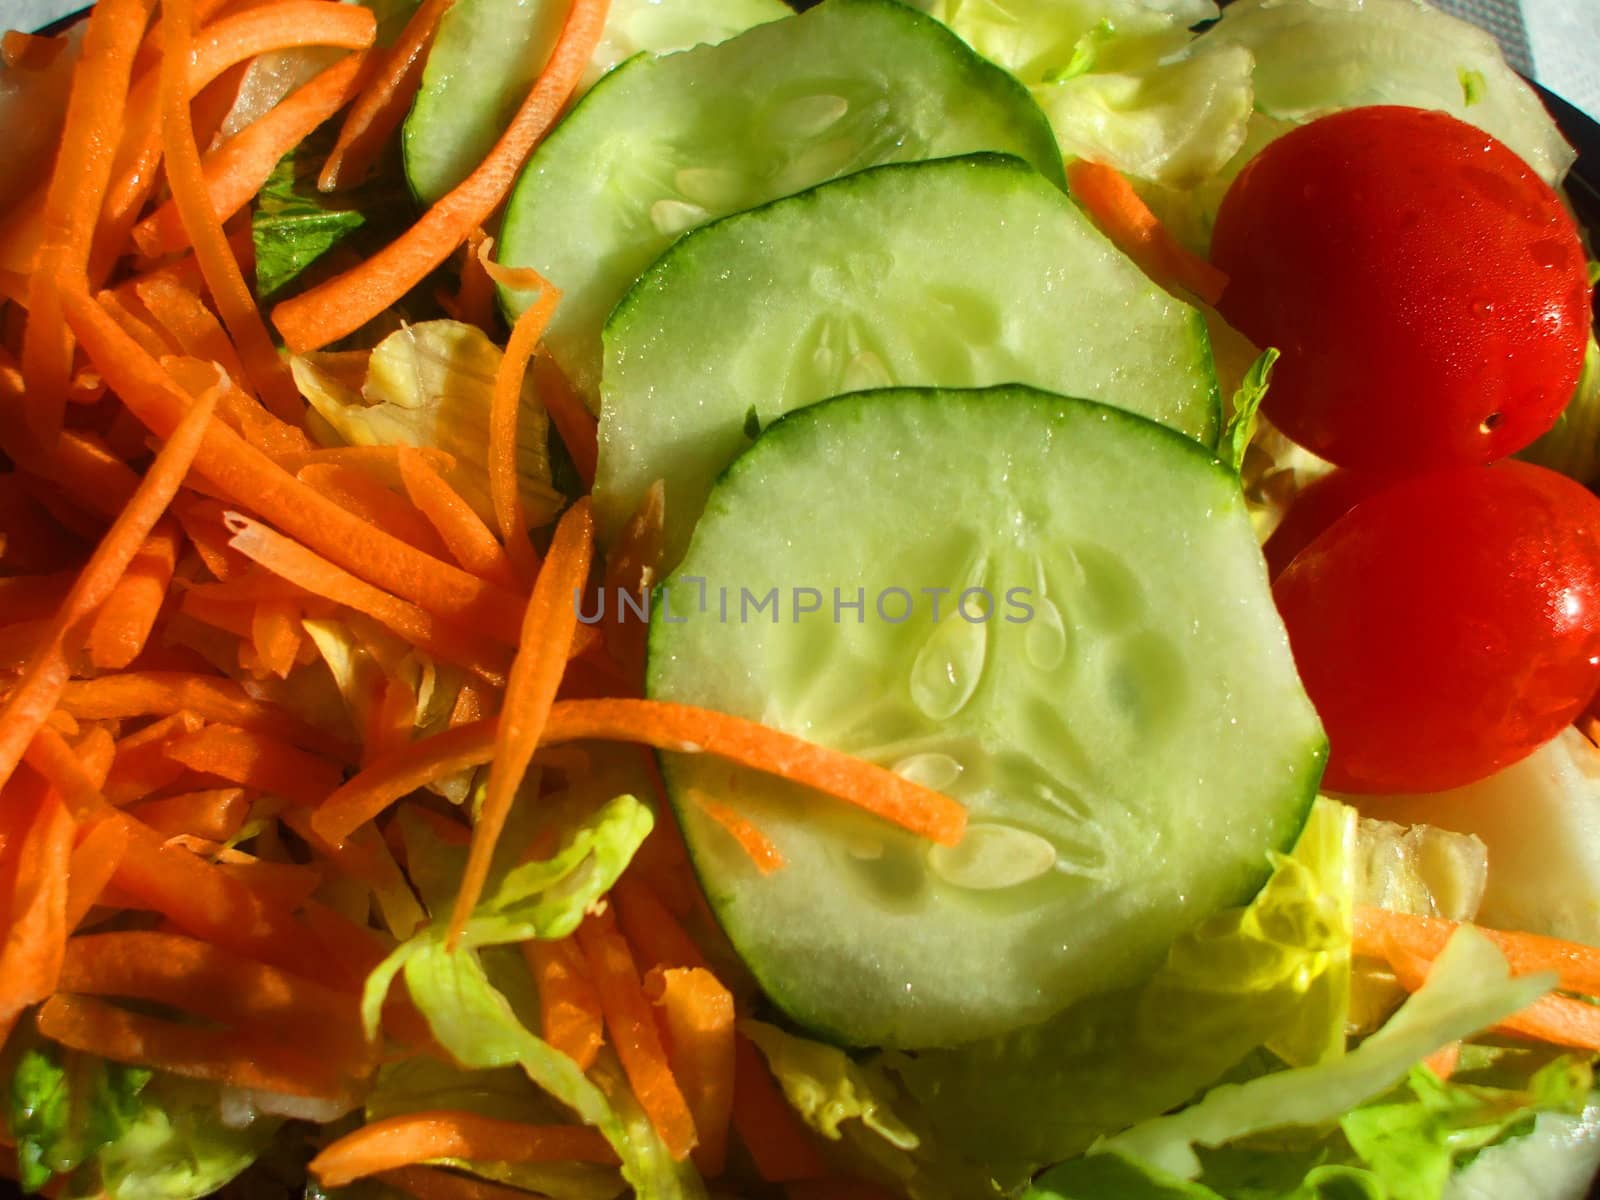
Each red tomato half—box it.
[1213,106,1590,473]
[1273,460,1600,794]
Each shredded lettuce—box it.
[1520,336,1600,487]
[1028,1051,1593,1199]
[5,1036,281,1200]
[885,799,1355,1186]
[1100,926,1556,1180]
[290,320,562,529]
[1223,348,1278,474]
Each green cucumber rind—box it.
[646,384,1324,1049]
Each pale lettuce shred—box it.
[290,319,563,529]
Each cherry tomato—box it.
[1262,469,1393,580]
[1272,460,1600,794]
[1212,106,1591,473]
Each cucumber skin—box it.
[600,154,1223,564]
[496,0,1068,402]
[646,385,1324,1049]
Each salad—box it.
[1,0,1599,1197]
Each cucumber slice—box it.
[647,386,1324,1048]
[402,0,788,204]
[600,154,1220,565]
[497,0,1066,407]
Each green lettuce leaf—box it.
[4,1036,281,1200]
[1195,0,1575,189]
[909,0,1254,187]
[7,1039,151,1192]
[1029,1052,1593,1200]
[1223,348,1279,475]
[885,799,1356,1186]
[1101,926,1556,1180]
[1520,336,1600,486]
[252,123,416,305]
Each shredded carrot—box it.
[732,1033,828,1182]
[576,906,698,1161]
[396,447,521,590]
[489,275,561,577]
[271,0,612,351]
[129,787,251,842]
[1422,1041,1460,1081]
[250,596,304,679]
[695,792,786,875]
[86,519,180,670]
[599,478,662,686]
[164,723,345,808]
[1,31,70,69]
[320,0,457,192]
[524,936,605,1071]
[0,793,76,1029]
[446,499,592,945]
[612,875,710,974]
[315,698,966,847]
[296,463,451,559]
[19,0,151,450]
[1353,906,1600,998]
[442,229,498,334]
[532,352,598,490]
[103,712,206,805]
[36,992,360,1099]
[37,431,144,521]
[59,670,350,756]
[311,1111,616,1189]
[0,384,217,794]
[1386,940,1600,1053]
[157,0,305,423]
[224,512,512,684]
[1066,160,1228,307]
[64,817,131,930]
[135,277,250,392]
[62,284,531,643]
[643,966,736,1176]
[135,52,369,258]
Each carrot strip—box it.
[0,570,77,623]
[128,786,250,842]
[135,52,367,257]
[1353,906,1600,999]
[224,513,512,684]
[86,519,180,670]
[163,723,344,807]
[576,906,697,1161]
[217,856,324,911]
[1,31,70,69]
[695,793,785,875]
[396,448,521,590]
[271,0,611,351]
[523,937,605,1072]
[65,818,132,929]
[311,1111,616,1189]
[158,0,303,423]
[643,966,735,1176]
[296,463,450,559]
[250,597,303,679]
[1422,1041,1460,1081]
[532,352,597,491]
[19,0,151,449]
[441,229,498,333]
[489,275,561,551]
[378,1167,550,1200]
[446,500,592,945]
[319,0,456,192]
[314,698,967,847]
[36,993,360,1099]
[612,875,710,973]
[135,277,249,391]
[0,386,216,793]
[0,793,76,1027]
[59,930,368,1050]
[1066,160,1227,307]
[102,712,205,805]
[62,285,531,641]
[59,670,349,756]
[732,1034,828,1182]
[37,432,144,522]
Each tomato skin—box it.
[1212,106,1590,474]
[1263,468,1394,579]
[1272,460,1600,794]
